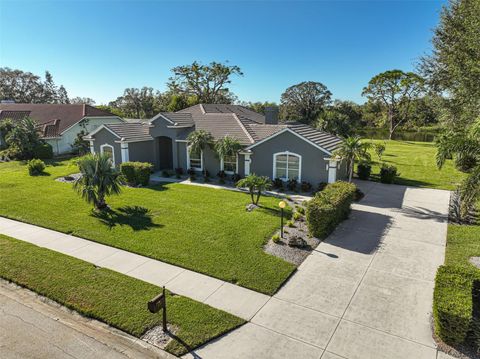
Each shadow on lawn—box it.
[91,206,162,231]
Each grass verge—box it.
[0,235,245,356]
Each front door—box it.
[158,136,173,170]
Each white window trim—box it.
[186,145,203,171]
[273,151,302,182]
[100,143,115,166]
[220,154,238,175]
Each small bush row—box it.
[306,181,356,239]
[356,162,399,184]
[433,265,480,350]
[120,162,153,186]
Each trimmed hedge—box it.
[33,142,53,159]
[357,161,372,180]
[433,265,480,349]
[120,162,153,186]
[306,181,356,238]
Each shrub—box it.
[455,154,478,173]
[231,173,241,182]
[272,178,284,190]
[373,142,386,161]
[300,181,313,192]
[120,162,153,186]
[296,206,305,215]
[357,161,372,180]
[33,142,53,159]
[27,159,46,176]
[306,181,356,238]
[187,168,196,181]
[317,182,328,192]
[175,167,183,179]
[293,212,302,221]
[433,265,480,348]
[287,178,298,191]
[379,164,399,184]
[272,234,281,243]
[161,170,170,178]
[287,220,295,228]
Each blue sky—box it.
[0,0,445,105]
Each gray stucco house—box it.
[85,104,346,184]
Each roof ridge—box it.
[232,113,254,144]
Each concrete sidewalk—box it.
[0,217,269,321]
[185,181,453,359]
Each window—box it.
[189,148,202,170]
[223,154,237,174]
[100,144,115,166]
[274,152,301,181]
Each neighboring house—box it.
[85,104,346,184]
[0,104,124,154]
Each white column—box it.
[89,140,95,154]
[120,143,129,163]
[244,153,251,176]
[326,158,338,183]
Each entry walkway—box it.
[185,181,452,359]
[0,217,269,321]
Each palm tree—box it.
[333,136,371,182]
[436,120,480,217]
[236,174,272,205]
[187,130,214,177]
[215,135,242,172]
[74,153,123,211]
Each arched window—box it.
[100,144,115,166]
[273,152,301,181]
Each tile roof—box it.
[158,112,194,127]
[103,122,153,142]
[0,104,118,137]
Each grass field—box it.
[365,140,466,190]
[0,235,244,356]
[0,160,295,295]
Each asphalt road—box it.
[0,281,173,359]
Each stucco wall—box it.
[91,128,122,166]
[128,141,155,165]
[249,131,330,185]
[54,116,122,154]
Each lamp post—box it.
[279,200,286,238]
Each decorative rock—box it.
[288,236,307,248]
[469,257,480,269]
[246,203,258,212]
[55,173,82,183]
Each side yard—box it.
[0,160,294,295]
[0,234,244,356]
[367,140,466,190]
[434,216,480,355]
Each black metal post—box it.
[281,208,284,238]
[162,286,167,332]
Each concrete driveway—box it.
[186,181,451,359]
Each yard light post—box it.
[279,200,286,238]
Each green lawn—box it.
[0,235,244,356]
[366,140,466,190]
[0,160,294,295]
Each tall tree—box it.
[280,81,332,125]
[362,70,425,139]
[239,101,278,115]
[109,87,161,119]
[70,97,96,105]
[420,0,480,128]
[317,100,363,137]
[167,61,242,103]
[0,68,69,103]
